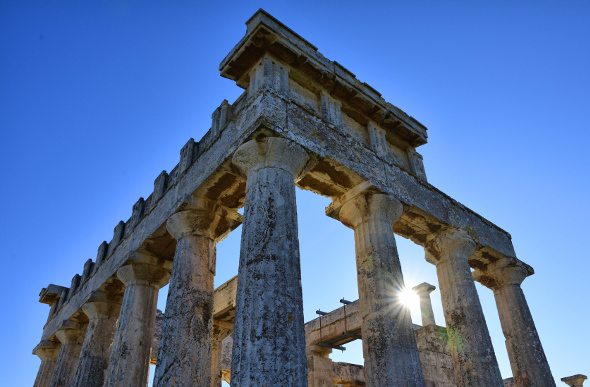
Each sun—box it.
[399,287,420,309]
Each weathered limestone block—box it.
[307,346,335,387]
[212,99,231,138]
[81,259,94,283]
[413,282,437,327]
[39,285,67,323]
[154,198,240,387]
[333,362,365,386]
[339,193,425,387]
[414,324,457,387]
[248,55,290,97]
[321,90,343,129]
[49,322,86,387]
[103,262,169,387]
[230,137,310,386]
[562,375,588,387]
[474,258,555,386]
[33,341,61,387]
[70,294,122,387]
[425,228,503,386]
[367,121,390,160]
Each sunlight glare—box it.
[399,287,420,309]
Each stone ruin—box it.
[31,9,584,387]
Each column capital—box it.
[33,340,61,360]
[562,375,587,387]
[472,257,534,291]
[166,196,241,242]
[81,299,122,321]
[55,320,86,344]
[412,282,436,296]
[116,262,170,289]
[232,136,310,179]
[339,193,403,229]
[425,228,476,264]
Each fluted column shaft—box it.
[33,345,60,387]
[154,234,214,386]
[49,326,86,387]
[211,322,232,387]
[230,137,310,386]
[340,193,424,387]
[425,228,502,386]
[413,283,436,326]
[154,199,238,387]
[70,300,121,387]
[475,260,555,386]
[104,262,169,387]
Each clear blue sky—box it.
[1,1,588,385]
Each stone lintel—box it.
[39,284,67,305]
[219,9,428,147]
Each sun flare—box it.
[399,287,420,309]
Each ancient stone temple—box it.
[32,9,572,387]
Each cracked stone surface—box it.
[33,343,60,387]
[425,228,503,387]
[49,326,86,387]
[103,263,169,387]
[230,137,310,386]
[154,201,234,387]
[70,300,121,387]
[474,259,555,386]
[340,193,425,387]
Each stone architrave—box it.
[33,341,61,387]
[425,228,503,386]
[339,193,425,387]
[70,294,122,387]
[474,259,555,386]
[48,322,86,387]
[103,262,169,387]
[154,198,239,387]
[230,137,310,386]
[412,282,437,326]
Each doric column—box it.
[412,282,436,326]
[230,137,310,386]
[70,292,122,387]
[33,341,60,387]
[562,375,587,387]
[49,321,86,387]
[103,262,170,387]
[339,193,425,387]
[425,228,503,386]
[474,258,555,386]
[154,198,239,387]
[211,320,233,387]
[306,346,335,387]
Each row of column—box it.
[33,136,554,387]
